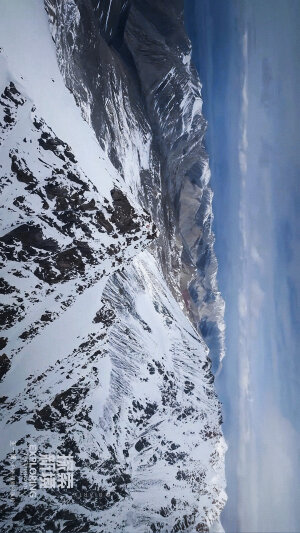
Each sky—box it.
[185,1,300,532]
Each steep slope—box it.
[44,0,225,369]
[0,1,226,532]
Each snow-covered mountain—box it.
[0,1,226,532]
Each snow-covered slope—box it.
[0,1,226,532]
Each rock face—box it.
[44,0,225,367]
[0,1,226,532]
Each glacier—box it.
[0,1,226,532]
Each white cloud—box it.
[237,400,300,532]
[250,245,264,267]
[250,279,265,321]
[238,289,248,319]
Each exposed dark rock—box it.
[0,278,15,295]
[38,131,65,160]
[2,82,25,107]
[0,337,8,350]
[0,224,58,252]
[135,436,150,452]
[0,304,22,328]
[10,153,37,184]
[93,305,115,326]
[40,311,53,322]
[52,386,88,416]
[0,353,10,381]
[110,187,141,234]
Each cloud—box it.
[237,399,300,532]
[250,245,264,267]
[250,280,265,320]
[238,290,248,319]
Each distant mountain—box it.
[0,1,226,531]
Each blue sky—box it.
[185,1,300,531]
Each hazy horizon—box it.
[185,1,300,531]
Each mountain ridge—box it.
[0,1,226,531]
